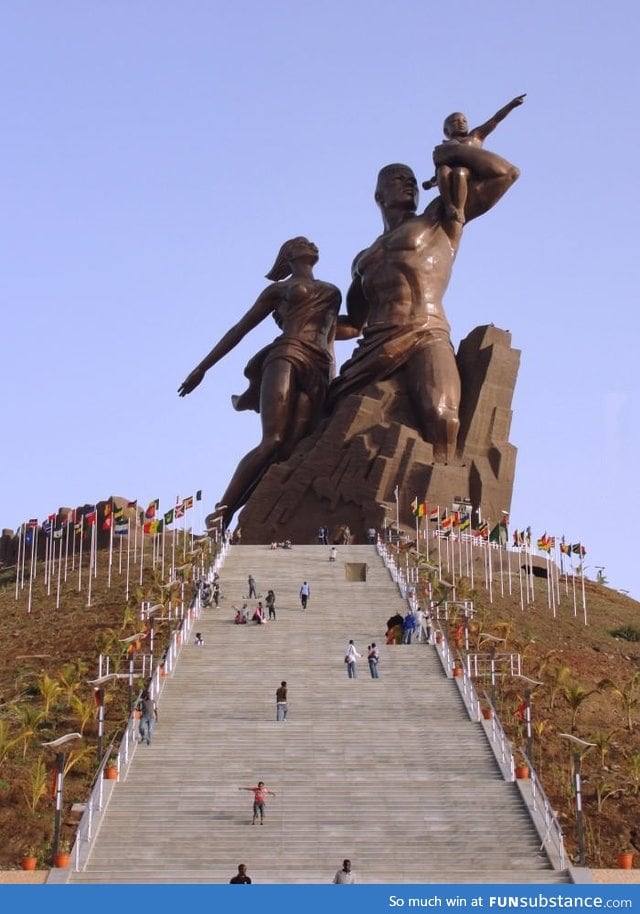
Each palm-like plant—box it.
[37,673,63,720]
[548,664,572,710]
[70,695,95,735]
[20,754,48,814]
[57,660,89,706]
[0,719,21,764]
[561,682,600,733]
[598,672,640,731]
[11,704,46,758]
[589,728,621,768]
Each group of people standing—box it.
[385,606,432,645]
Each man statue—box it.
[330,139,521,463]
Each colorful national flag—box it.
[458,512,471,531]
[474,521,489,540]
[410,497,427,517]
[560,538,571,556]
[143,519,164,536]
[42,520,52,537]
[127,499,137,509]
[102,501,112,531]
[196,490,202,502]
[183,495,194,511]
[53,527,63,540]
[174,502,185,520]
[164,508,175,526]
[489,522,508,545]
[571,543,586,556]
[429,507,439,522]
[114,519,129,535]
[85,508,97,526]
[145,499,159,519]
[74,521,83,535]
[28,518,38,527]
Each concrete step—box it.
[67,544,569,885]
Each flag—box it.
[28,518,38,527]
[489,522,508,545]
[525,526,532,546]
[410,497,427,517]
[512,529,520,547]
[61,509,76,525]
[183,496,194,511]
[174,502,185,520]
[560,538,571,556]
[458,512,471,531]
[536,533,550,552]
[196,490,202,501]
[450,511,460,528]
[102,501,112,531]
[474,521,489,540]
[74,522,82,536]
[42,520,52,537]
[114,506,125,521]
[571,543,586,556]
[25,529,34,546]
[114,519,129,535]
[127,499,137,509]
[53,527,63,540]
[143,519,163,535]
[429,507,439,522]
[85,508,97,526]
[47,512,56,523]
[164,508,175,526]
[145,499,159,519]
[440,515,453,534]
[514,700,527,721]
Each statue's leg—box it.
[404,334,460,463]
[215,359,297,523]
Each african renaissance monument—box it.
[179,96,525,544]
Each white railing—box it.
[432,635,568,873]
[68,551,225,873]
[516,750,566,871]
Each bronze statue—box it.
[330,133,521,463]
[178,237,356,526]
[422,94,525,224]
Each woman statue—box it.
[178,237,355,527]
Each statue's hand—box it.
[511,93,526,107]
[178,367,205,397]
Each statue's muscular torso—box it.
[353,206,459,332]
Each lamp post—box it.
[559,733,596,866]
[514,674,543,764]
[41,733,83,860]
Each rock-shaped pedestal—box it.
[236,324,519,544]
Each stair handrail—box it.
[68,551,226,873]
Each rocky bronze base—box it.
[235,325,520,544]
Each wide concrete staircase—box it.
[68,544,570,883]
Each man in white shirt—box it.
[344,640,361,679]
[332,859,356,884]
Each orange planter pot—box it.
[515,764,530,779]
[482,708,493,720]
[452,665,463,678]
[617,852,634,869]
[53,852,70,868]
[20,856,37,871]
[104,766,118,780]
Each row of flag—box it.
[409,497,587,556]
[22,490,204,541]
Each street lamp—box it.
[514,674,544,764]
[41,733,84,860]
[559,733,596,866]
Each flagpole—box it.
[87,521,95,607]
[63,513,70,582]
[78,515,84,592]
[394,485,399,544]
[56,534,63,609]
[27,526,37,614]
[20,523,28,590]
[15,523,23,600]
[107,503,114,589]
[125,519,131,600]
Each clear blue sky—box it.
[2,1,638,598]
